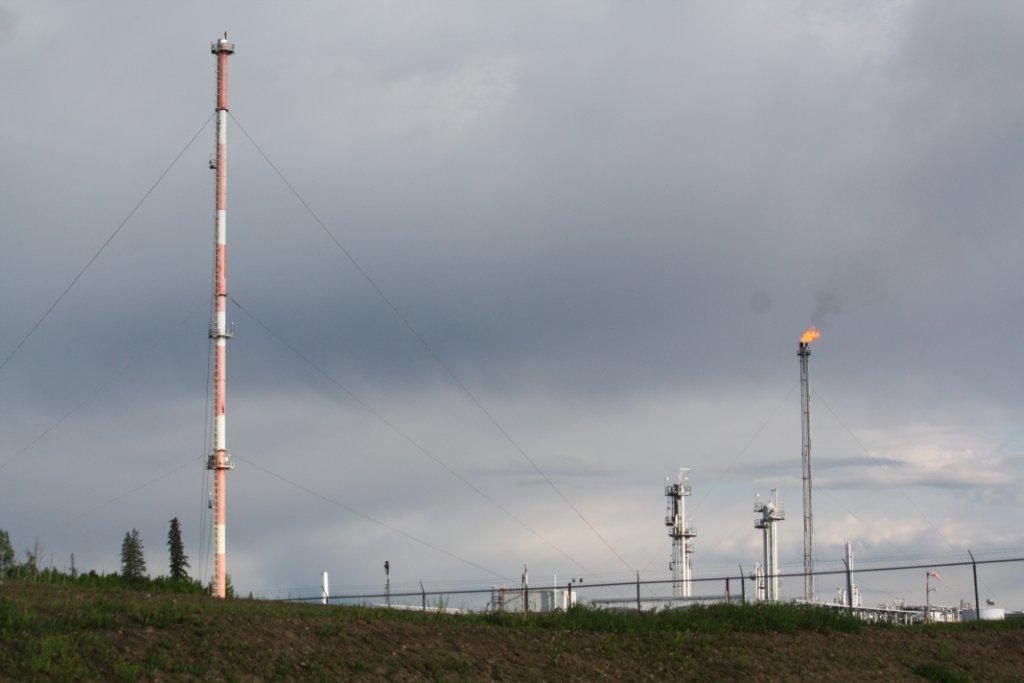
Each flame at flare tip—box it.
[800,326,821,344]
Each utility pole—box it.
[968,550,980,619]
[384,560,391,608]
[925,571,938,624]
[208,33,235,600]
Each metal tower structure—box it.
[753,562,766,602]
[208,34,235,599]
[754,489,784,602]
[798,326,819,602]
[665,468,696,599]
[838,540,861,608]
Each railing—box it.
[282,555,1024,620]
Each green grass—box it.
[912,661,972,683]
[467,601,864,635]
[0,583,1020,680]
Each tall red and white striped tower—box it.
[209,34,235,599]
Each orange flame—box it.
[799,326,821,344]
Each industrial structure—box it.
[836,540,861,607]
[0,27,1012,631]
[754,489,784,602]
[489,585,576,612]
[664,468,696,599]
[798,326,820,601]
[207,34,235,600]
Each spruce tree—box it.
[120,532,133,578]
[207,573,235,598]
[120,528,146,580]
[167,517,190,581]
[25,542,39,580]
[0,529,14,578]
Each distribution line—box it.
[283,555,1024,602]
[235,455,508,580]
[636,515,747,590]
[229,296,591,574]
[636,384,799,573]
[811,388,956,551]
[689,382,798,517]
[229,113,632,572]
[811,397,995,602]
[816,486,910,559]
[0,114,214,380]
[50,455,205,533]
[812,388,990,599]
[0,383,110,474]
[692,514,756,563]
[639,537,671,574]
[0,302,205,474]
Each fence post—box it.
[420,581,426,613]
[635,571,641,612]
[739,565,746,605]
[725,577,731,604]
[968,550,979,619]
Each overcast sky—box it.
[1,1,1022,607]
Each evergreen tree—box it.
[167,517,190,581]
[25,540,40,580]
[207,573,235,598]
[120,529,146,580]
[0,529,14,578]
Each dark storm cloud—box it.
[1,1,1022,602]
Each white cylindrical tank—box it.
[962,607,1005,621]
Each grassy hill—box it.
[0,582,1021,680]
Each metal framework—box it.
[665,468,696,598]
[754,488,784,601]
[208,34,235,599]
[839,540,860,608]
[798,330,817,602]
[293,555,1024,604]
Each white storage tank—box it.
[962,607,1005,621]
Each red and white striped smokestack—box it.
[209,34,235,600]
